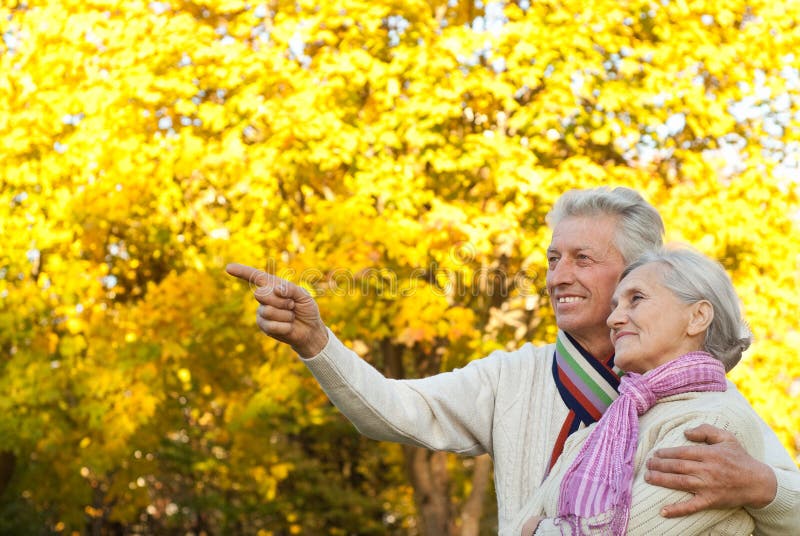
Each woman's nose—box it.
[607,305,625,328]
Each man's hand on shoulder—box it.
[644,423,777,517]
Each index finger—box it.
[651,445,706,463]
[225,263,269,286]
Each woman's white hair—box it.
[621,247,752,371]
[547,187,665,264]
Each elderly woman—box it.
[515,248,763,535]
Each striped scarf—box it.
[548,331,622,473]
[556,351,727,534]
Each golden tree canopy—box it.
[1,0,798,533]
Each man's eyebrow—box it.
[548,245,594,254]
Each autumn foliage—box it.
[1,0,798,533]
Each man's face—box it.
[545,215,627,357]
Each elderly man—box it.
[227,187,799,534]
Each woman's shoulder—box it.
[641,390,763,450]
[656,389,754,416]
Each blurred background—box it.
[1,0,798,534]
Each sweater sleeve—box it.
[743,408,800,536]
[748,465,800,536]
[300,328,503,456]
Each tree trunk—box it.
[384,340,454,533]
[90,485,104,536]
[383,339,489,536]
[459,454,492,536]
[0,451,15,497]
[404,445,453,535]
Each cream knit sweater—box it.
[517,391,763,535]
[301,329,800,535]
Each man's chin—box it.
[555,315,587,333]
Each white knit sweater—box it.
[518,391,763,535]
[301,329,800,535]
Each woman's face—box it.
[607,263,705,373]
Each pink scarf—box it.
[557,351,727,534]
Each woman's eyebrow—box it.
[613,285,641,304]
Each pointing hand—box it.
[225,263,329,357]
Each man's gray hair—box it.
[547,187,665,264]
[621,247,752,371]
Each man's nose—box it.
[547,258,575,286]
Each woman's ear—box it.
[687,300,714,336]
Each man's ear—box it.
[687,300,714,336]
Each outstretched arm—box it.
[646,423,800,536]
[226,262,499,456]
[225,263,328,357]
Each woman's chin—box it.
[614,353,631,371]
